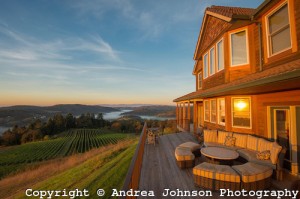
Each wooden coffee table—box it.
[201,147,239,165]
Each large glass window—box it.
[217,40,224,71]
[230,30,248,66]
[218,98,225,125]
[204,100,210,122]
[209,47,215,75]
[210,99,216,123]
[203,53,208,78]
[198,72,202,89]
[268,4,291,55]
[232,97,251,128]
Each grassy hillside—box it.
[0,139,137,199]
[0,129,131,179]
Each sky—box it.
[0,0,263,106]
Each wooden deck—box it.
[138,132,300,199]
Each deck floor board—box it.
[138,132,269,199]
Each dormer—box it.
[193,6,255,91]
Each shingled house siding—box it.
[203,71,225,90]
[198,16,230,56]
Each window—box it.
[232,97,251,128]
[209,47,215,75]
[203,53,208,78]
[204,100,210,121]
[210,99,216,123]
[267,3,291,56]
[230,30,248,66]
[217,40,224,71]
[218,98,225,125]
[198,72,202,89]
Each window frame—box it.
[218,98,225,126]
[203,53,209,79]
[231,97,252,129]
[265,1,292,57]
[197,72,202,89]
[229,28,249,67]
[210,99,217,124]
[204,100,210,122]
[216,39,224,72]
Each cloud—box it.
[0,26,120,62]
[70,0,202,40]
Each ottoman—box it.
[193,162,241,191]
[232,162,273,191]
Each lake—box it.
[103,110,132,120]
[103,110,175,121]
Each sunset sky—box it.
[0,0,263,106]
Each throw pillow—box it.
[224,136,236,146]
[256,150,271,160]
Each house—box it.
[173,0,300,176]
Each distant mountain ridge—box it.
[0,104,119,127]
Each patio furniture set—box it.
[175,130,286,191]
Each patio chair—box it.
[147,131,156,145]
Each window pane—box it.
[217,40,224,71]
[209,48,215,75]
[269,4,289,34]
[218,99,225,124]
[211,100,216,123]
[231,31,248,66]
[204,54,208,78]
[271,26,291,54]
[204,101,210,121]
[198,72,202,88]
[232,98,251,128]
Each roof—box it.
[174,59,300,102]
[206,5,255,20]
[193,5,255,62]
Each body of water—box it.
[103,110,175,121]
[103,110,132,120]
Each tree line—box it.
[0,113,108,146]
[0,112,178,146]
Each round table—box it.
[201,147,239,165]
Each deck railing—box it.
[120,122,147,199]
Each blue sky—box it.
[0,0,263,106]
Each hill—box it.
[0,104,118,127]
[121,105,176,118]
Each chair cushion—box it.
[179,142,201,152]
[232,162,273,183]
[193,162,240,183]
[257,138,273,152]
[204,129,218,143]
[217,131,232,144]
[233,133,248,148]
[270,142,282,164]
[175,147,194,161]
[246,135,259,151]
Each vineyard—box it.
[0,129,130,179]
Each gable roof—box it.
[206,6,255,21]
[193,5,255,69]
